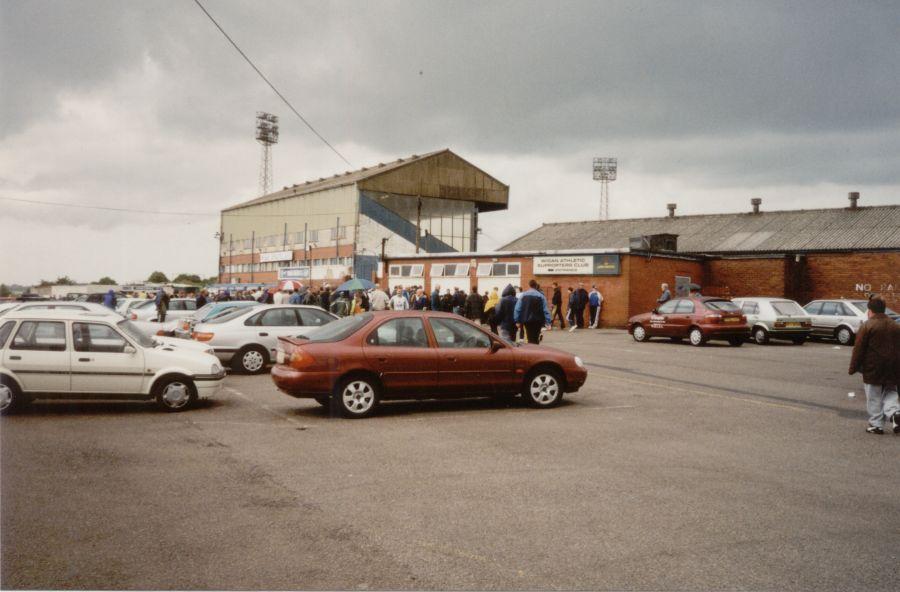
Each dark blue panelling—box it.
[354,254,379,282]
[359,192,457,253]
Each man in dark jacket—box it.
[514,280,552,344]
[464,287,483,322]
[550,282,565,329]
[195,289,208,309]
[569,283,589,330]
[431,285,441,312]
[849,295,900,434]
[494,284,518,341]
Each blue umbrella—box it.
[335,278,376,292]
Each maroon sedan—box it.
[271,311,588,418]
[628,296,750,346]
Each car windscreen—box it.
[117,320,155,348]
[704,300,740,312]
[300,313,373,342]
[203,306,255,324]
[771,301,805,316]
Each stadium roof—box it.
[499,205,900,254]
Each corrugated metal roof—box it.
[500,205,900,253]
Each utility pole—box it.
[250,230,256,283]
[415,197,422,253]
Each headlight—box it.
[210,363,223,375]
[574,356,585,368]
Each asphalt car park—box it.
[2,330,898,591]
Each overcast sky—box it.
[2,0,898,286]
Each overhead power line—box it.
[191,0,353,168]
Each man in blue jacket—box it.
[514,280,552,344]
[494,284,518,341]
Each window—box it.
[73,323,129,353]
[443,263,470,277]
[293,231,305,244]
[476,262,521,277]
[431,264,445,277]
[0,320,15,348]
[255,308,300,327]
[741,302,759,315]
[389,264,424,277]
[838,303,855,316]
[772,301,805,316]
[820,302,839,316]
[657,300,678,314]
[330,226,347,241]
[11,321,67,351]
[476,263,493,277]
[308,229,319,242]
[298,308,334,327]
[674,300,696,314]
[304,313,372,342]
[803,302,822,315]
[430,318,491,349]
[366,318,428,348]
[705,300,739,313]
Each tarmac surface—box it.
[2,329,898,590]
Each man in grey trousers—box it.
[848,295,900,435]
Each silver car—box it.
[172,301,260,339]
[732,297,811,345]
[128,298,198,322]
[804,298,900,345]
[0,301,120,316]
[191,305,338,373]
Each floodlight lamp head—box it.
[592,157,618,181]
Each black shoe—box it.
[866,425,884,435]
[892,413,900,434]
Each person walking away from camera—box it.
[848,295,900,435]
[514,280,552,344]
[495,284,518,341]
[102,289,117,310]
[589,285,603,328]
[440,289,453,313]
[431,284,441,312]
[369,284,390,311]
[155,290,169,323]
[195,289,208,309]
[566,287,576,332]
[483,287,500,333]
[571,282,588,330]
[390,287,409,310]
[289,289,302,305]
[550,282,565,330]
[465,287,483,323]
[658,283,672,305]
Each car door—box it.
[817,301,841,334]
[70,322,145,394]
[252,307,303,359]
[649,299,678,337]
[362,317,438,396]
[739,301,760,326]
[668,299,696,337]
[803,301,825,335]
[4,320,70,392]
[429,317,516,394]
[835,302,861,331]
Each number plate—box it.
[786,322,800,328]
[724,317,739,323]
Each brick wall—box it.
[704,257,788,299]
[529,259,630,328]
[798,252,900,308]
[628,255,706,326]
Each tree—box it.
[172,273,202,285]
[202,275,219,286]
[147,271,169,283]
[55,276,76,285]
[0,284,10,297]
[37,279,54,287]
[96,277,117,285]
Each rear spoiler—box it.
[278,335,309,347]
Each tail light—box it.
[704,313,722,323]
[156,329,166,336]
[801,321,810,328]
[774,321,785,328]
[193,332,215,342]
[289,347,316,370]
[130,313,137,320]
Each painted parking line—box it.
[224,386,314,428]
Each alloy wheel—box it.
[0,384,13,411]
[529,373,560,405]
[242,350,265,373]
[689,329,705,346]
[342,381,375,414]
[837,327,853,345]
[161,381,190,409]
[633,325,647,342]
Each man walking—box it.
[390,287,409,310]
[550,282,565,329]
[431,284,441,312]
[849,296,900,434]
[569,282,588,331]
[369,284,390,311]
[514,280,551,344]
[588,285,603,328]
[155,289,169,323]
[494,285,518,341]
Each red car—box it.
[627,296,750,346]
[271,311,588,418]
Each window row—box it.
[228,227,350,251]
[223,257,352,274]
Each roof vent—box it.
[751,197,762,214]
[411,154,418,158]
[666,203,677,218]
[318,177,325,181]
[848,192,860,210]
[396,158,404,162]
[345,171,351,175]
[282,186,289,190]
[361,166,368,171]
[378,162,385,167]
[305,180,311,185]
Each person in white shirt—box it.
[389,288,409,310]
[368,284,390,311]
[273,289,288,305]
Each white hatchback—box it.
[192,305,337,373]
[0,310,225,414]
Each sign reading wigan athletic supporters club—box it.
[534,254,620,276]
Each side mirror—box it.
[123,345,137,355]
[490,341,503,353]
[652,308,658,314]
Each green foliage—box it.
[172,273,202,285]
[55,276,76,285]
[147,271,169,283]
[0,284,10,297]
[96,276,117,285]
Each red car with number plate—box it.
[627,297,750,346]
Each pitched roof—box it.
[223,149,509,212]
[499,205,900,254]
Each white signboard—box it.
[278,266,310,280]
[534,256,593,275]
[259,250,293,263]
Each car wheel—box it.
[689,327,706,347]
[632,324,648,342]
[335,376,380,418]
[154,376,197,412]
[0,377,26,415]
[791,337,806,345]
[836,327,854,346]
[523,369,564,408]
[234,345,268,374]
[728,337,744,347]
[753,327,769,345]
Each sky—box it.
[2,0,898,286]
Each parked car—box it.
[803,298,900,345]
[115,298,151,316]
[172,301,260,339]
[271,311,588,418]
[0,301,119,317]
[628,296,750,346]
[0,310,225,414]
[731,297,811,345]
[129,298,198,322]
[192,305,338,373]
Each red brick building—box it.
[384,197,900,327]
